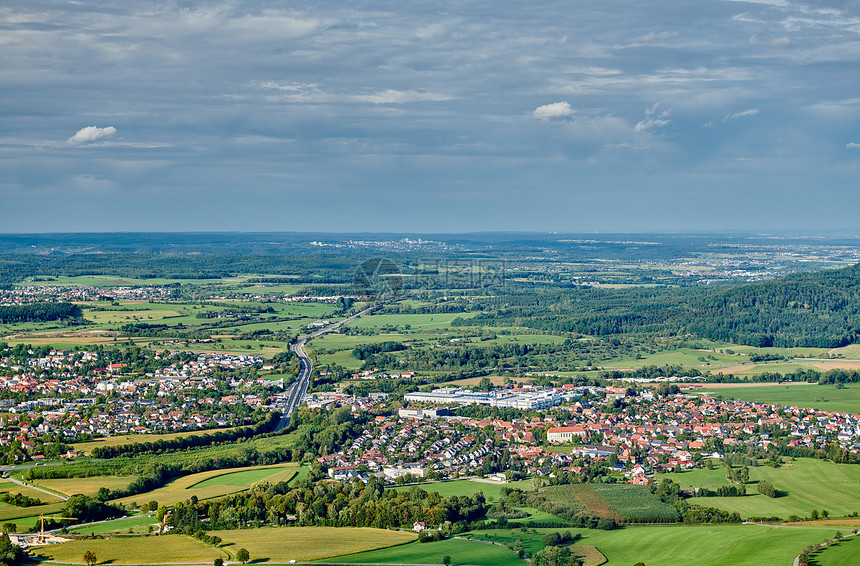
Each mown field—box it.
[813,534,860,565]
[31,475,136,498]
[212,526,417,562]
[32,533,224,563]
[469,524,840,566]
[660,457,860,519]
[699,382,860,414]
[113,463,302,507]
[329,536,525,566]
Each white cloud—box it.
[639,31,678,42]
[847,142,860,149]
[724,108,759,121]
[533,101,573,120]
[67,126,116,145]
[635,104,671,132]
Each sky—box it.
[2,0,860,234]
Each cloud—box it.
[639,31,679,42]
[67,126,116,145]
[848,142,860,149]
[724,108,759,121]
[634,103,671,132]
[533,101,573,120]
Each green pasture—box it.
[660,458,860,519]
[814,534,860,565]
[329,536,524,566]
[700,382,860,413]
[470,524,839,566]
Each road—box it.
[3,474,69,501]
[273,304,380,432]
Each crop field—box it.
[393,479,534,500]
[541,483,678,523]
[211,526,417,562]
[698,382,860,414]
[113,463,302,507]
[330,536,525,566]
[660,458,860,519]
[32,533,223,563]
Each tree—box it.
[757,480,776,498]
[443,556,451,566]
[214,559,224,566]
[83,550,98,566]
[236,548,250,564]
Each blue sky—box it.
[2,0,860,233]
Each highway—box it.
[273,304,380,432]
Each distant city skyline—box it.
[2,1,859,233]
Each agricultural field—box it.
[32,533,224,563]
[698,382,860,414]
[0,478,64,504]
[469,524,841,566]
[113,463,302,507]
[212,526,417,562]
[813,534,860,565]
[0,501,63,522]
[660,458,860,519]
[393,479,534,501]
[68,513,159,534]
[541,483,679,523]
[330,536,526,566]
[31,475,137,498]
[352,312,474,330]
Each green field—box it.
[73,425,250,453]
[541,483,679,523]
[212,526,417,562]
[114,463,303,507]
[393,479,534,501]
[814,534,860,565]
[329,536,525,566]
[353,312,474,330]
[699,382,860,413]
[660,458,860,519]
[469,524,839,566]
[189,467,295,489]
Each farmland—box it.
[467,524,842,566]
[699,382,860,414]
[393,479,534,500]
[212,526,417,562]
[113,463,302,507]
[31,533,223,563]
[31,475,136,498]
[660,458,860,519]
[540,483,679,523]
[330,536,526,566]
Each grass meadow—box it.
[699,382,860,414]
[661,458,860,519]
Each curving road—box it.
[273,304,380,432]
